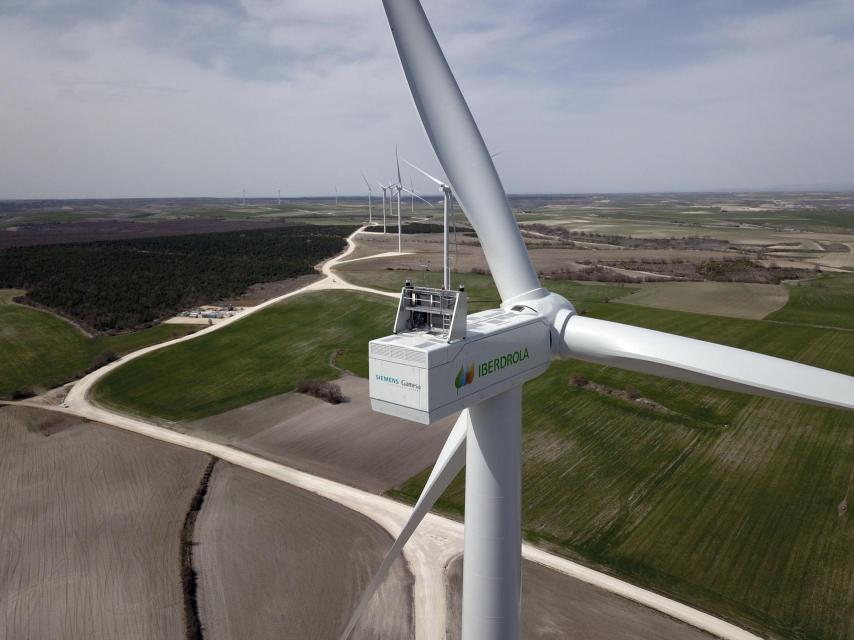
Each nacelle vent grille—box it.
[370,342,427,366]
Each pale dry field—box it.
[0,406,208,640]
[195,462,413,640]
[445,556,714,640]
[347,232,736,276]
[617,281,790,320]
[190,375,456,493]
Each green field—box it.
[767,273,854,331]
[0,290,199,398]
[94,291,396,421]
[91,280,854,640]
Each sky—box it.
[1,0,853,199]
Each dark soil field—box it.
[0,406,209,640]
[195,462,413,639]
[189,375,457,493]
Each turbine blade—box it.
[403,158,444,187]
[361,171,372,190]
[401,186,434,207]
[561,316,854,411]
[396,144,402,185]
[383,0,539,302]
[339,411,468,640]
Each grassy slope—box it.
[0,290,199,398]
[93,279,854,640]
[94,291,396,421]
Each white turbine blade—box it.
[383,0,539,303]
[376,180,387,190]
[401,186,434,207]
[339,411,469,640]
[403,157,445,187]
[396,144,403,185]
[361,171,372,190]
[561,316,854,411]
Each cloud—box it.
[0,0,852,198]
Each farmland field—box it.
[93,273,854,640]
[395,298,854,640]
[616,281,789,319]
[0,290,199,399]
[195,462,413,639]
[767,273,854,331]
[0,406,209,639]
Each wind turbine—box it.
[393,145,403,253]
[277,188,281,206]
[376,180,390,234]
[406,158,452,290]
[361,171,374,224]
[343,2,854,640]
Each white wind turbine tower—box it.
[377,180,391,234]
[277,188,281,206]
[343,1,854,639]
[361,171,374,224]
[393,145,404,253]
[406,158,453,290]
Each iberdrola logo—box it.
[455,362,475,392]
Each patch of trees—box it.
[0,225,352,332]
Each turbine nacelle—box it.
[369,285,553,425]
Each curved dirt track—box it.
[49,227,761,640]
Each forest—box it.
[0,225,352,332]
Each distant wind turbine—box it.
[394,146,403,252]
[361,171,374,224]
[376,180,390,234]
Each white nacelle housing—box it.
[369,306,552,424]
